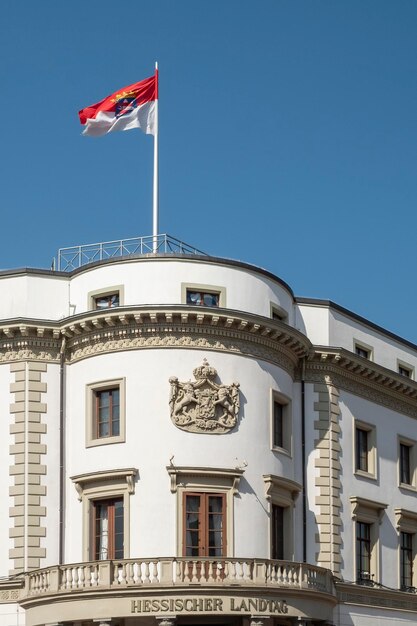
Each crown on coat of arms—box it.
[193,359,217,380]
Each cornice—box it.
[1,314,417,418]
[0,307,310,372]
[166,466,245,494]
[71,467,138,501]
[305,348,417,418]
[63,308,310,372]
[336,581,417,612]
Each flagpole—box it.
[152,62,159,253]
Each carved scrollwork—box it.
[169,360,240,434]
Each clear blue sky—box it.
[1,1,417,343]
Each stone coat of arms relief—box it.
[169,359,240,434]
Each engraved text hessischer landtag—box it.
[131,597,288,614]
[169,360,240,434]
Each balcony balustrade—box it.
[55,234,207,271]
[23,557,335,599]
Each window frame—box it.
[398,436,417,491]
[354,341,373,361]
[354,420,377,480]
[86,378,126,448]
[350,496,387,586]
[395,508,417,591]
[95,386,120,439]
[397,360,414,380]
[270,303,288,323]
[271,504,285,560]
[167,466,243,558]
[181,283,226,308]
[263,474,301,561]
[356,521,372,583]
[400,531,414,591]
[183,491,226,558]
[88,285,124,310]
[71,468,137,562]
[92,496,124,561]
[270,390,292,456]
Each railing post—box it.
[98,561,112,587]
[252,560,267,584]
[23,574,31,597]
[49,566,60,592]
[301,563,311,589]
[159,558,174,584]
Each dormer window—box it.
[186,290,219,307]
[399,366,412,378]
[354,342,372,360]
[398,363,414,379]
[94,293,120,309]
[88,286,124,311]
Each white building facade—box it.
[1,244,417,626]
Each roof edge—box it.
[296,297,417,354]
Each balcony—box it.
[18,559,337,625]
[24,557,335,597]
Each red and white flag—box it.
[79,73,158,137]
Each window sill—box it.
[86,435,125,448]
[399,482,417,493]
[271,445,292,458]
[354,469,377,482]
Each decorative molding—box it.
[0,344,60,364]
[0,582,23,603]
[336,581,417,612]
[350,496,388,524]
[262,474,302,505]
[394,507,417,532]
[305,349,417,418]
[166,466,245,494]
[0,308,310,373]
[169,360,240,434]
[1,314,417,417]
[71,468,138,501]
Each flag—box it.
[78,73,158,137]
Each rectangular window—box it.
[356,521,371,583]
[95,387,120,439]
[398,438,416,490]
[183,493,226,557]
[271,305,288,323]
[186,290,220,307]
[271,392,291,454]
[92,498,124,560]
[94,293,120,309]
[273,401,283,448]
[401,532,414,590]
[355,345,370,359]
[356,428,369,472]
[399,365,412,378]
[354,421,376,478]
[271,504,284,560]
[400,443,412,485]
[86,378,126,448]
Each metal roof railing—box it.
[55,234,207,272]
